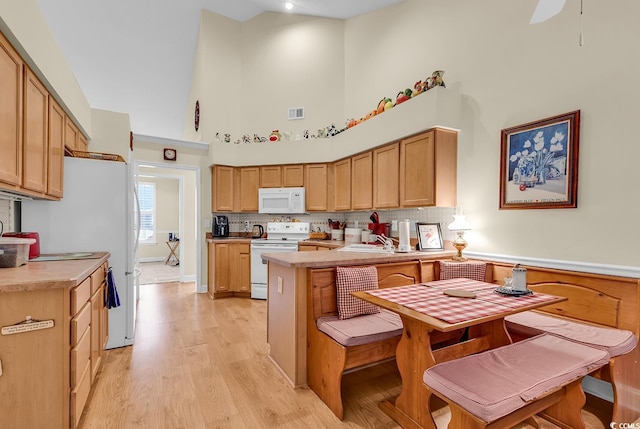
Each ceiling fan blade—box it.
[530,0,566,24]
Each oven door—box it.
[250,242,298,299]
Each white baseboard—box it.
[465,251,640,278]
[138,257,166,263]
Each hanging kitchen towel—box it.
[106,267,121,308]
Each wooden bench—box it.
[306,261,462,419]
[476,260,640,424]
[423,333,611,429]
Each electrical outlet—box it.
[243,221,249,229]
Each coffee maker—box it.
[212,215,229,238]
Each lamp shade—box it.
[448,214,471,231]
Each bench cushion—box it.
[336,265,380,319]
[505,311,637,357]
[439,261,487,282]
[423,334,610,423]
[317,309,403,347]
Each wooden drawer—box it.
[90,265,105,294]
[71,325,91,388]
[71,302,91,346]
[70,360,91,429]
[71,277,91,316]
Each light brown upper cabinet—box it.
[239,167,259,212]
[332,158,351,211]
[305,163,328,211]
[0,32,23,187]
[351,151,373,210]
[65,116,79,152]
[282,164,304,187]
[399,128,457,207]
[260,165,282,188]
[22,67,48,194]
[47,96,65,198]
[373,143,399,209]
[211,165,236,212]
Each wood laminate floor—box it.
[79,282,608,429]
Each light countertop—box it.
[262,249,456,269]
[0,252,109,293]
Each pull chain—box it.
[579,0,584,46]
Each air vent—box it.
[288,107,304,120]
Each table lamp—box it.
[448,214,471,261]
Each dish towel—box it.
[106,267,121,308]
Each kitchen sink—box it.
[336,244,392,254]
[30,252,103,262]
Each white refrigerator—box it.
[21,156,139,349]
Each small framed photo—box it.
[416,222,444,251]
[499,110,580,209]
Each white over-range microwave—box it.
[258,187,306,214]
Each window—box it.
[138,182,156,244]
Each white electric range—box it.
[250,222,310,299]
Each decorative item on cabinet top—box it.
[212,69,447,145]
[71,150,125,163]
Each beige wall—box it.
[137,176,179,260]
[89,109,132,161]
[6,0,639,284]
[185,10,346,165]
[187,1,640,268]
[0,0,92,136]
[132,142,204,284]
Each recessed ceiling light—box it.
[285,2,293,11]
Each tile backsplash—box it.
[0,199,16,233]
[218,207,457,241]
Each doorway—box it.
[134,160,201,291]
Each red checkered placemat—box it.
[474,289,560,309]
[424,278,497,291]
[366,284,442,305]
[405,295,511,324]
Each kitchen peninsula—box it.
[0,253,110,428]
[261,249,455,387]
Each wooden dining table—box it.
[352,278,567,429]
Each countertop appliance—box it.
[213,215,229,238]
[251,224,264,239]
[250,221,310,299]
[258,187,305,214]
[21,156,139,349]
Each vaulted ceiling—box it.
[36,0,403,140]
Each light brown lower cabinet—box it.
[0,261,109,429]
[208,241,251,298]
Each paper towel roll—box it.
[398,220,411,252]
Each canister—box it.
[344,228,361,244]
[512,264,528,291]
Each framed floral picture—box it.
[499,110,580,209]
[416,222,444,251]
